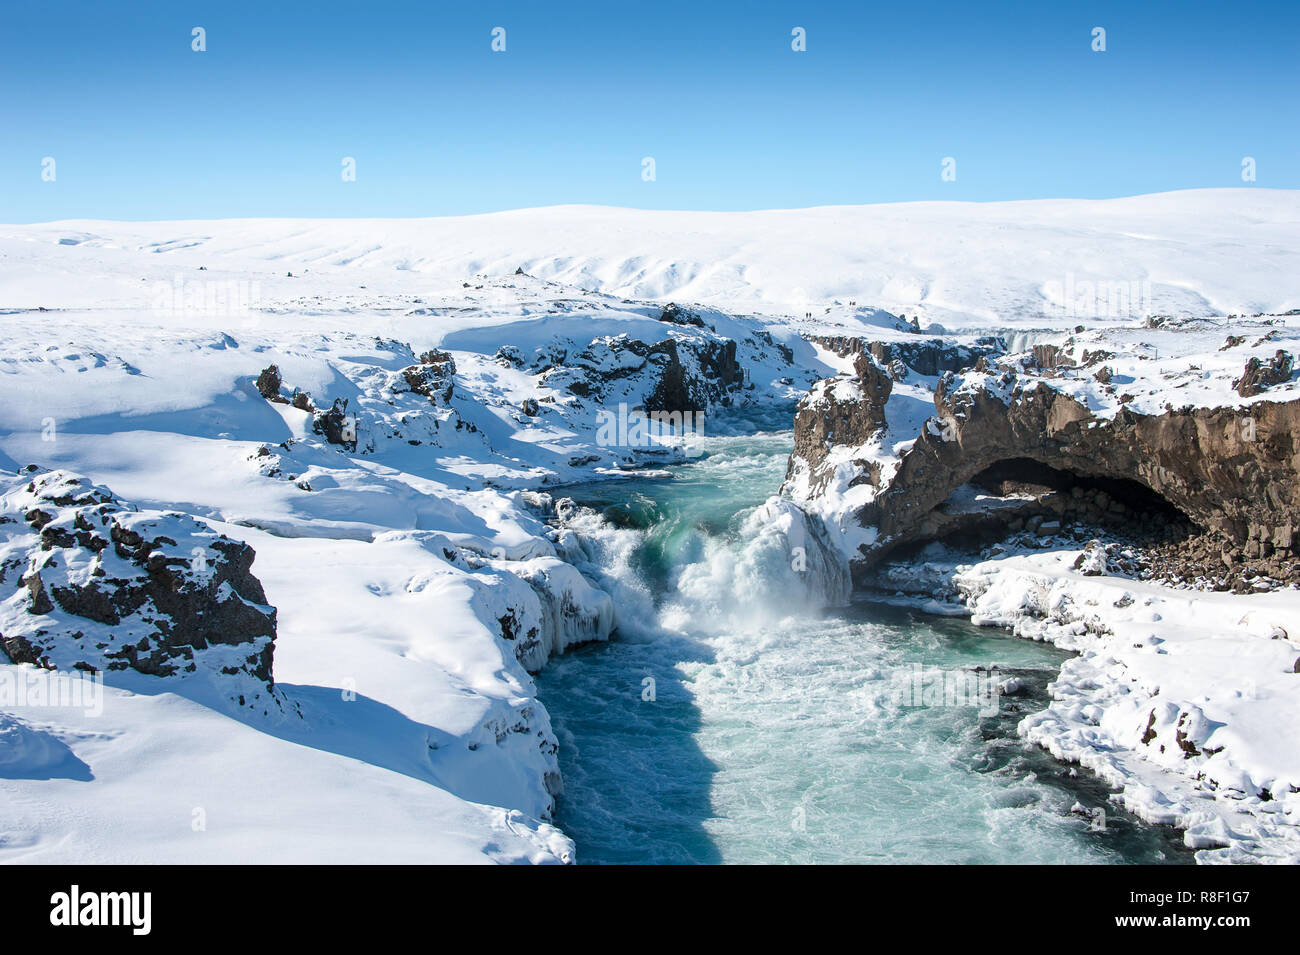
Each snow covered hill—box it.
[0,259,824,863]
[2,188,1298,331]
[2,189,1299,864]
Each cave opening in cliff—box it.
[903,456,1199,558]
[941,456,1199,548]
[968,458,1192,526]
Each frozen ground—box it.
[0,238,818,863]
[1,189,1298,863]
[2,188,1298,332]
[794,318,1300,863]
[870,535,1300,864]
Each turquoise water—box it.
[539,410,1190,864]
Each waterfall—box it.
[536,426,1189,865]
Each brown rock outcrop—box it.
[1234,350,1294,398]
[856,373,1300,565]
[786,354,892,497]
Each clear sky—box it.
[2,0,1296,221]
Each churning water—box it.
[539,409,1190,864]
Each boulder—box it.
[255,364,284,402]
[312,397,357,450]
[1234,350,1294,398]
[0,469,278,710]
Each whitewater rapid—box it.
[538,415,1191,864]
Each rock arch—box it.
[859,381,1300,566]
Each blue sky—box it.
[1,0,1296,221]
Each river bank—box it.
[536,426,1194,863]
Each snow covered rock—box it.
[658,302,705,327]
[810,332,1002,377]
[501,557,615,671]
[0,468,279,710]
[787,354,893,498]
[792,336,1300,581]
[255,364,285,402]
[402,349,457,403]
[1234,349,1294,397]
[312,397,357,450]
[1072,539,1111,576]
[536,332,746,412]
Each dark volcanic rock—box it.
[786,334,1002,498]
[659,303,706,327]
[403,349,457,404]
[646,338,744,411]
[255,364,284,401]
[644,339,694,412]
[0,469,279,709]
[1235,350,1294,398]
[1032,344,1075,371]
[787,355,892,497]
[809,334,1003,378]
[313,397,357,451]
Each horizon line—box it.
[6,186,1293,228]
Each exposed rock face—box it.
[659,303,706,327]
[0,468,279,709]
[1235,350,1294,397]
[786,336,1002,499]
[810,334,1002,377]
[787,354,892,497]
[404,349,457,403]
[789,340,1003,499]
[313,397,357,451]
[851,371,1300,568]
[786,319,1300,590]
[537,333,748,412]
[645,338,744,412]
[255,364,284,401]
[1031,343,1075,371]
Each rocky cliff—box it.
[784,320,1300,590]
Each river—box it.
[538,408,1191,864]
